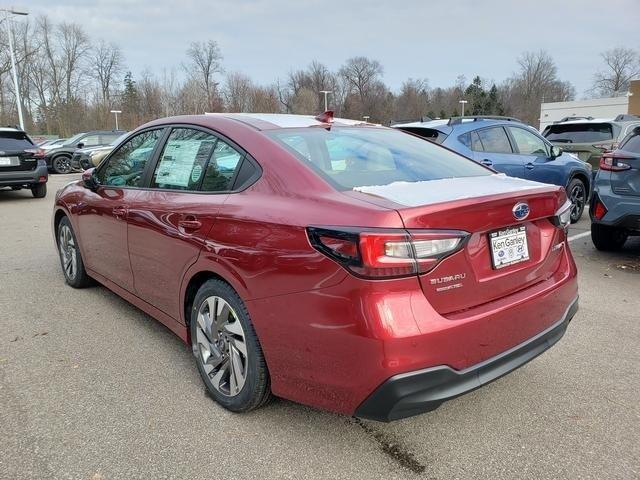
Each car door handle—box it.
[112,206,127,219]
[525,163,535,170]
[178,216,202,231]
[481,159,493,166]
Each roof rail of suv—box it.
[613,114,640,122]
[555,116,594,123]
[447,115,523,126]
[390,116,433,125]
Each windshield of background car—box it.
[110,133,129,146]
[543,123,615,143]
[268,127,491,190]
[0,131,34,150]
[64,132,86,146]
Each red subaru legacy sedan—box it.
[53,113,578,421]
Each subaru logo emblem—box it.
[512,202,530,221]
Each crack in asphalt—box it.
[349,417,427,475]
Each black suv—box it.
[39,130,126,174]
[0,127,48,198]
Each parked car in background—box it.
[37,138,68,148]
[590,125,640,250]
[393,116,592,222]
[542,115,640,171]
[0,127,48,198]
[53,113,578,422]
[71,132,129,171]
[38,130,126,174]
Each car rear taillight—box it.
[307,227,468,279]
[25,148,45,158]
[600,153,632,171]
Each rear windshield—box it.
[268,127,490,190]
[543,123,616,143]
[620,131,640,154]
[0,131,34,150]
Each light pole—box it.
[458,99,468,117]
[319,90,332,111]
[110,110,122,130]
[2,7,28,130]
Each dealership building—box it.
[539,79,640,130]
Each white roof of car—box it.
[206,112,374,129]
[0,127,22,133]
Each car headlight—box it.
[551,200,572,229]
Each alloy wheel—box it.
[53,156,72,174]
[195,296,248,397]
[569,183,585,222]
[58,224,77,280]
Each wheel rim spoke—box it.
[59,225,76,279]
[194,295,248,397]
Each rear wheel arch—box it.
[53,209,68,244]
[569,171,590,195]
[182,269,249,332]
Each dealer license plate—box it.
[489,225,529,269]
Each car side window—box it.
[508,127,549,156]
[201,139,243,192]
[97,129,163,187]
[151,128,218,191]
[470,131,483,151]
[81,134,101,147]
[476,127,512,154]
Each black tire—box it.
[190,279,271,413]
[31,183,47,198]
[591,222,628,251]
[52,155,72,174]
[567,177,587,223]
[56,216,93,288]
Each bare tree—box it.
[591,47,640,97]
[394,78,430,121]
[501,50,574,125]
[58,22,91,101]
[339,56,384,103]
[224,72,253,112]
[92,39,123,105]
[185,40,223,112]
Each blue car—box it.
[394,116,592,222]
[590,125,640,250]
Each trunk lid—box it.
[354,175,566,314]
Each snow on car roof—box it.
[206,113,373,129]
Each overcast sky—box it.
[26,0,640,97]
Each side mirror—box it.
[550,145,562,159]
[77,142,85,149]
[82,168,99,190]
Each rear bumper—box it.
[355,296,578,422]
[591,187,640,232]
[0,164,48,187]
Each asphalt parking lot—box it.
[1,174,639,480]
